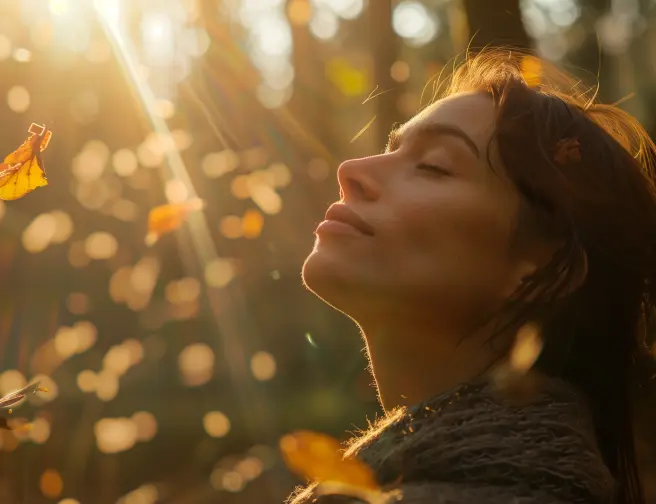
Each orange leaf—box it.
[279,430,379,491]
[145,197,205,246]
[0,124,52,201]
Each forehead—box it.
[400,92,497,148]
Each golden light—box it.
[40,469,63,499]
[112,148,139,177]
[0,370,27,397]
[74,321,98,353]
[7,85,30,113]
[390,60,411,82]
[165,179,189,203]
[235,457,264,481]
[250,185,282,215]
[58,499,81,504]
[0,35,11,60]
[84,232,118,260]
[54,326,78,359]
[154,98,176,119]
[230,175,250,199]
[76,370,97,393]
[123,339,145,366]
[13,48,32,62]
[267,162,292,188]
[131,411,158,442]
[307,158,330,181]
[178,343,214,387]
[201,150,239,178]
[165,277,201,304]
[221,471,244,492]
[103,345,132,376]
[203,411,231,438]
[250,351,277,381]
[287,0,313,26]
[95,370,119,402]
[112,199,139,221]
[49,0,70,16]
[219,215,243,239]
[204,258,236,288]
[50,211,75,244]
[242,209,264,239]
[94,417,138,454]
[22,213,57,254]
[30,417,51,444]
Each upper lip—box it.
[324,204,375,236]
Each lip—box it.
[317,204,375,236]
[315,219,365,236]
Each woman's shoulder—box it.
[287,377,615,504]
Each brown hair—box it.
[433,48,656,504]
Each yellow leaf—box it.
[279,430,379,491]
[0,126,52,200]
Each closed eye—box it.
[417,163,450,176]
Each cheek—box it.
[384,189,517,286]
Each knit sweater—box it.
[287,376,616,503]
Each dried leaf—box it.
[279,431,379,491]
[145,198,206,246]
[0,381,48,409]
[0,123,52,201]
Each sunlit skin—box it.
[302,92,558,411]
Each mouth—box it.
[316,204,375,236]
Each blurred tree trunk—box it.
[369,1,402,151]
[462,0,531,49]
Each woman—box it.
[289,49,656,504]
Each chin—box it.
[302,248,358,309]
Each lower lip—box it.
[315,220,365,236]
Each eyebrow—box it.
[387,123,480,158]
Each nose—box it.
[336,155,383,202]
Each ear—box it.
[504,244,589,302]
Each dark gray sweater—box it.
[287,376,615,503]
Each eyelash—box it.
[416,163,450,176]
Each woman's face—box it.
[302,92,530,333]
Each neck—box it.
[358,313,511,411]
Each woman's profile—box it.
[289,49,656,504]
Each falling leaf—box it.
[520,55,542,89]
[509,323,543,372]
[0,123,52,200]
[145,198,206,246]
[280,431,378,490]
[491,323,544,405]
[0,381,48,409]
[280,431,401,503]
